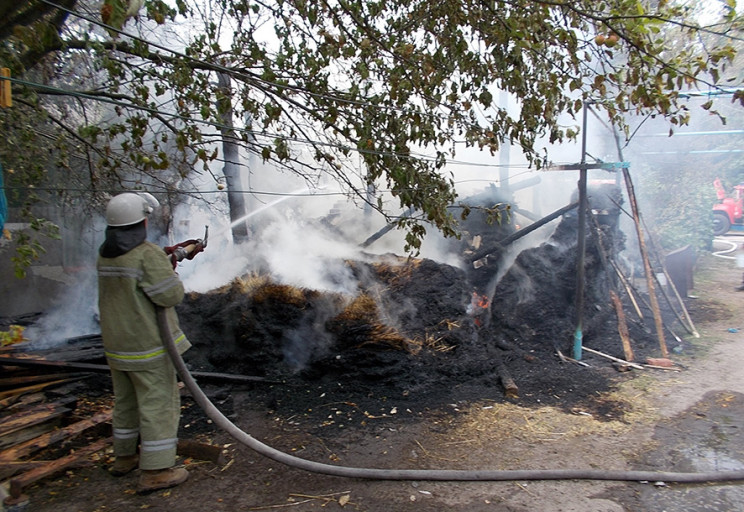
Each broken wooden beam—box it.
[8,437,111,500]
[0,409,112,462]
[0,373,86,389]
[0,397,77,449]
[177,439,227,465]
[610,290,635,362]
[0,376,88,401]
[360,207,415,248]
[0,460,94,480]
[0,460,60,480]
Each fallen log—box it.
[493,337,536,362]
[495,359,519,399]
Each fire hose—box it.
[156,308,744,484]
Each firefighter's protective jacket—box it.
[98,241,191,371]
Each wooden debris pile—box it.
[0,333,231,507]
[0,335,112,507]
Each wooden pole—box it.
[622,168,668,357]
[588,211,635,361]
[610,261,644,320]
[652,272,696,337]
[0,357,274,384]
[582,346,644,370]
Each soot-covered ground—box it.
[176,207,678,428]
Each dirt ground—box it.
[8,231,744,512]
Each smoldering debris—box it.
[177,207,673,419]
[177,258,475,383]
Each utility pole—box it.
[548,103,628,360]
[574,104,589,361]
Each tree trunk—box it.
[216,73,249,243]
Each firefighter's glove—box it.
[184,241,205,260]
[164,239,201,268]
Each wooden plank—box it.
[0,421,61,451]
[0,459,95,480]
[0,373,84,389]
[0,397,76,439]
[9,437,111,499]
[0,409,112,462]
[0,377,86,400]
[0,460,59,480]
[0,358,108,373]
[0,392,44,411]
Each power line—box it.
[1,170,539,196]
[35,0,541,161]
[39,0,468,124]
[9,74,532,174]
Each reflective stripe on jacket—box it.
[97,241,191,371]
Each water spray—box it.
[211,184,334,241]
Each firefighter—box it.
[97,192,191,494]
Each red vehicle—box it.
[713,178,744,235]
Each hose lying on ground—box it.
[157,307,744,483]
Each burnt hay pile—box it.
[177,211,672,414]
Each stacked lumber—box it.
[0,346,113,505]
[0,337,232,505]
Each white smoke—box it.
[23,270,100,348]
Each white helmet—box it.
[105,192,159,227]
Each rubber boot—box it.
[109,454,139,476]
[137,467,189,494]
